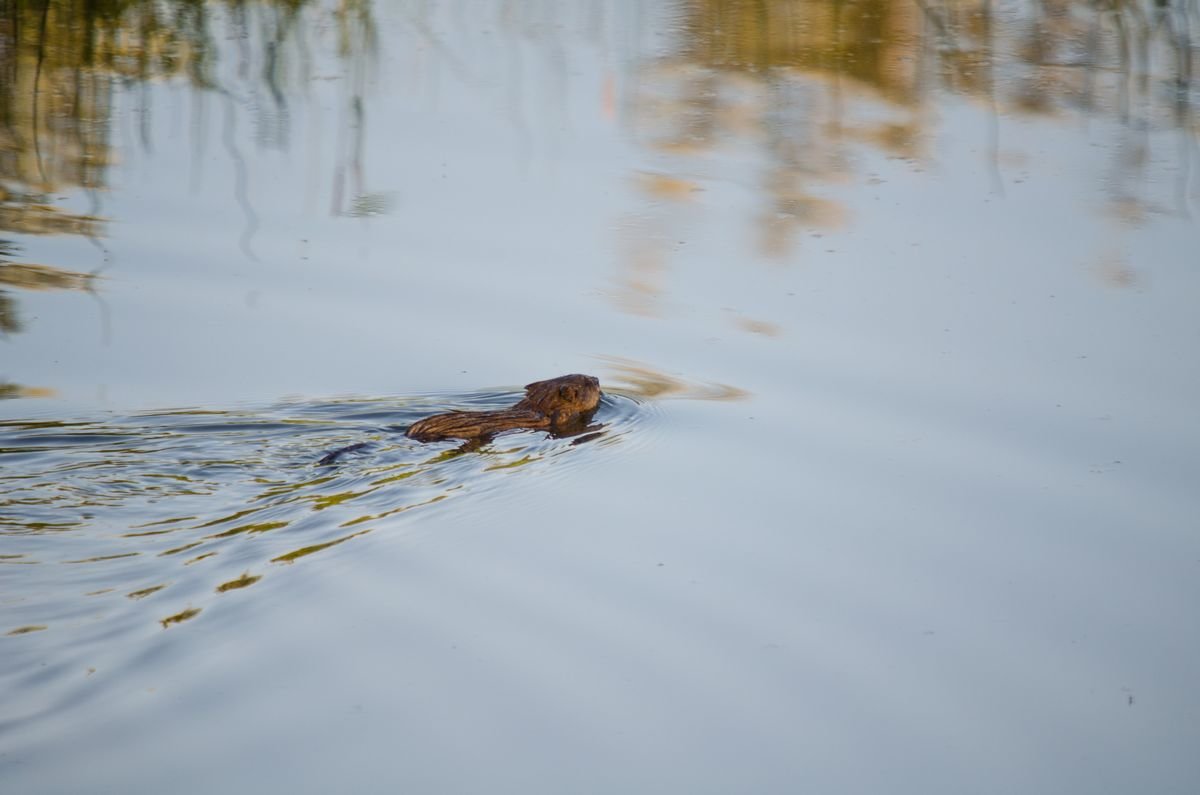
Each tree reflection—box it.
[618,0,1198,307]
[0,0,376,336]
[0,235,103,341]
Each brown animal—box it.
[405,374,602,443]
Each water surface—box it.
[2,1,1198,792]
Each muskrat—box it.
[406,374,602,443]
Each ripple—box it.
[0,384,646,664]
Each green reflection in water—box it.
[338,492,448,528]
[63,551,139,563]
[1,517,76,531]
[6,624,48,635]
[193,507,265,530]
[484,455,539,471]
[160,607,201,628]
[205,519,290,539]
[159,540,202,556]
[368,468,417,486]
[252,475,339,501]
[127,584,166,599]
[216,572,261,592]
[271,528,371,564]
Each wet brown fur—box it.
[406,374,602,443]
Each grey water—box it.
[2,1,1199,792]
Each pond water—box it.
[2,0,1198,792]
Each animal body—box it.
[406,374,602,443]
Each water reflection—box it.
[6,624,48,635]
[215,573,262,592]
[0,0,377,332]
[0,240,101,337]
[0,260,94,291]
[160,607,201,628]
[600,355,750,401]
[0,0,1189,350]
[617,0,1198,309]
[0,381,55,398]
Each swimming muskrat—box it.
[315,375,603,464]
[406,374,602,443]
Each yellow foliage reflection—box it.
[160,606,201,628]
[599,355,750,402]
[616,0,1198,308]
[0,381,55,398]
[216,572,262,592]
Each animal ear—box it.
[558,385,576,400]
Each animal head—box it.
[521,374,602,420]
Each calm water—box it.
[3,1,1199,792]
